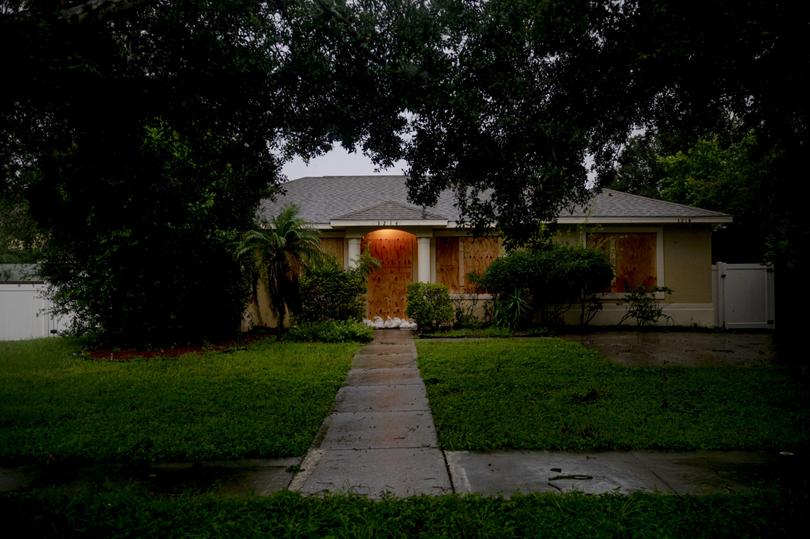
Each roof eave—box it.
[329,219,450,228]
[556,216,733,224]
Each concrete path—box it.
[446,450,796,496]
[289,330,452,498]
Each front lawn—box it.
[0,338,358,464]
[0,487,801,538]
[416,339,809,451]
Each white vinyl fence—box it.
[713,263,775,329]
[0,283,71,341]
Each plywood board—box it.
[461,236,502,292]
[589,232,657,292]
[363,230,416,319]
[319,238,344,268]
[436,237,460,292]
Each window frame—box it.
[581,226,665,299]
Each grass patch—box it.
[0,338,359,464]
[0,487,802,538]
[417,338,809,451]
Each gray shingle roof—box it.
[333,200,447,221]
[259,176,731,225]
[562,189,731,220]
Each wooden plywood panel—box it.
[363,230,416,319]
[319,238,344,268]
[589,232,657,292]
[461,236,501,292]
[436,237,460,292]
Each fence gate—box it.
[713,263,775,329]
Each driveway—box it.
[561,330,776,367]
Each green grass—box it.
[0,487,802,538]
[417,338,809,451]
[0,338,359,464]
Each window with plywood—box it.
[587,232,657,292]
[436,236,502,293]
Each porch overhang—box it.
[329,218,449,228]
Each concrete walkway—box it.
[289,330,452,497]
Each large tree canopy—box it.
[2,0,807,345]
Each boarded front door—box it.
[363,230,416,319]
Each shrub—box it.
[477,244,613,327]
[619,286,673,327]
[288,320,374,342]
[299,265,366,322]
[406,282,454,332]
[298,251,379,323]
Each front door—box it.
[363,229,416,319]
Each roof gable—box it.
[333,200,447,221]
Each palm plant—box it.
[236,205,321,335]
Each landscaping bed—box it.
[416,338,809,451]
[0,338,359,464]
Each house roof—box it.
[259,175,731,227]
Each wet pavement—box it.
[1,329,801,498]
[288,329,452,498]
[446,450,799,496]
[561,330,776,367]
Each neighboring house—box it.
[0,264,70,340]
[258,175,732,327]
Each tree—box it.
[236,205,322,335]
[0,1,403,345]
[612,130,778,263]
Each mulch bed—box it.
[86,331,275,361]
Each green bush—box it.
[288,320,374,343]
[476,244,613,327]
[406,282,454,332]
[299,265,366,322]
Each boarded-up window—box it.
[319,238,344,267]
[461,237,502,292]
[436,237,460,292]
[588,232,657,292]
[435,236,502,293]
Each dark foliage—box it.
[299,265,367,323]
[406,282,454,332]
[288,320,374,343]
[476,245,613,327]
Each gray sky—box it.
[282,145,408,180]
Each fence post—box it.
[715,261,727,329]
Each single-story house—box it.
[254,175,732,327]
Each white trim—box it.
[584,226,665,291]
[558,216,731,224]
[330,219,448,227]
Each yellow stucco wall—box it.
[662,224,713,303]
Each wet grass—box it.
[0,338,358,464]
[0,486,802,538]
[416,338,810,451]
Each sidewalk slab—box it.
[352,353,416,368]
[345,367,423,386]
[333,385,430,413]
[320,411,437,449]
[291,448,451,498]
[446,450,789,496]
[357,344,414,355]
